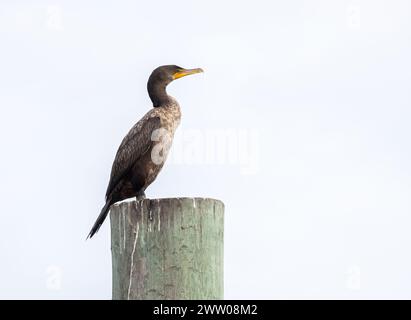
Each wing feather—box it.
[105,115,161,199]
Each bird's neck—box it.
[147,81,172,107]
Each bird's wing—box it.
[105,115,161,199]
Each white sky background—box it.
[0,0,410,299]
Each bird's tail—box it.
[87,200,112,239]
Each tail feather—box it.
[87,200,112,239]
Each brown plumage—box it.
[88,65,203,238]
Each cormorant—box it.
[88,65,203,238]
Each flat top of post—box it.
[111,197,225,209]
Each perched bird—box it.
[88,65,203,238]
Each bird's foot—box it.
[135,191,146,202]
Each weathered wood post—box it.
[110,197,224,300]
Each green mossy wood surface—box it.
[110,197,224,300]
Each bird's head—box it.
[147,65,203,107]
[148,65,203,87]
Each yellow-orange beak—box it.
[173,68,204,80]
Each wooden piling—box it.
[110,197,224,300]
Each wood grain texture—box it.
[110,197,224,300]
